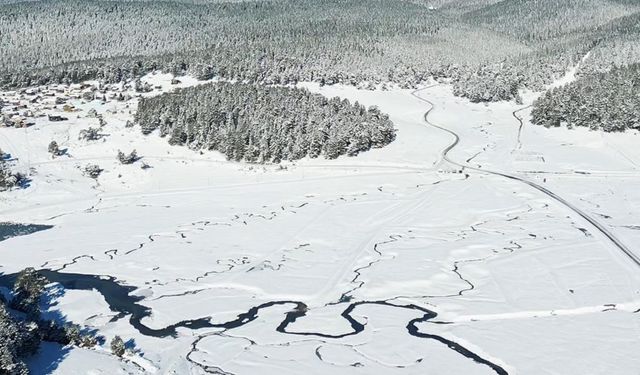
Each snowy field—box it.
[1,73,639,374]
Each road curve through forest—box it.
[411,87,640,268]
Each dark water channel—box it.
[0,268,507,374]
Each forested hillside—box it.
[531,64,640,131]
[1,0,637,103]
[135,82,396,162]
[0,0,445,88]
[578,12,640,75]
[522,3,640,133]
[464,0,635,41]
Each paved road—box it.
[411,87,640,268]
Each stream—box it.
[0,269,507,374]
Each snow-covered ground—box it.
[1,72,639,374]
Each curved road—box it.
[411,87,640,268]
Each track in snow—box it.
[511,105,531,152]
[411,87,640,268]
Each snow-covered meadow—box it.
[1,73,639,374]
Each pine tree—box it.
[47,141,60,157]
[110,336,125,357]
[117,150,139,165]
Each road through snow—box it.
[411,87,640,268]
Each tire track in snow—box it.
[512,105,531,152]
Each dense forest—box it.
[136,82,396,162]
[531,64,640,131]
[1,0,637,103]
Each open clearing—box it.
[1,74,639,374]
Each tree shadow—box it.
[26,342,72,375]
[17,175,32,189]
[124,337,144,356]
[0,274,105,375]
[0,222,53,242]
[39,282,104,338]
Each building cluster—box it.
[0,82,138,128]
